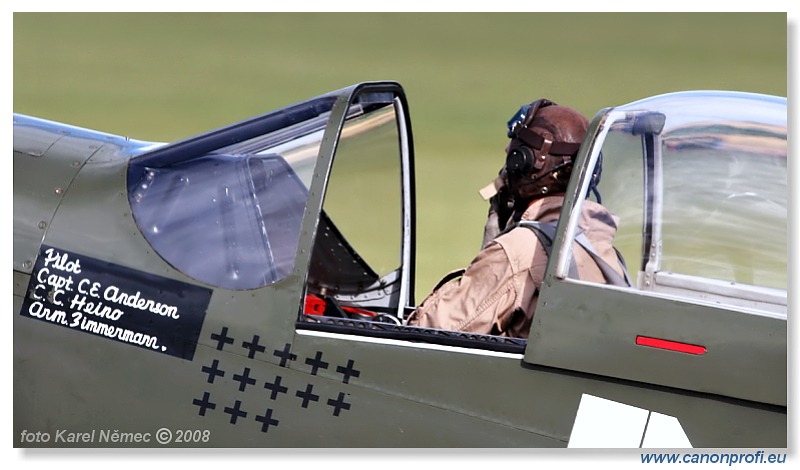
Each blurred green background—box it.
[13,12,786,301]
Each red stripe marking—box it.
[636,335,707,355]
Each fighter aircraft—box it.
[13,81,787,448]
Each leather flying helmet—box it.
[504,99,589,202]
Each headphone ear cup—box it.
[506,147,534,176]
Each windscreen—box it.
[128,96,336,290]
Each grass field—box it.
[13,12,787,300]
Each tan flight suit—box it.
[406,195,626,338]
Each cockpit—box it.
[127,87,414,323]
[126,86,787,352]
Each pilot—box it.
[405,99,630,338]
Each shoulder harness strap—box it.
[573,232,634,287]
[509,221,633,287]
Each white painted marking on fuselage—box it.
[642,412,693,448]
[568,394,692,448]
[568,394,650,447]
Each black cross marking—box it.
[192,391,216,416]
[242,335,266,359]
[327,392,352,417]
[255,408,280,433]
[305,351,329,375]
[264,375,289,400]
[336,359,361,384]
[224,400,247,424]
[273,343,297,367]
[201,359,225,384]
[295,384,320,408]
[210,327,234,351]
[232,367,257,392]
